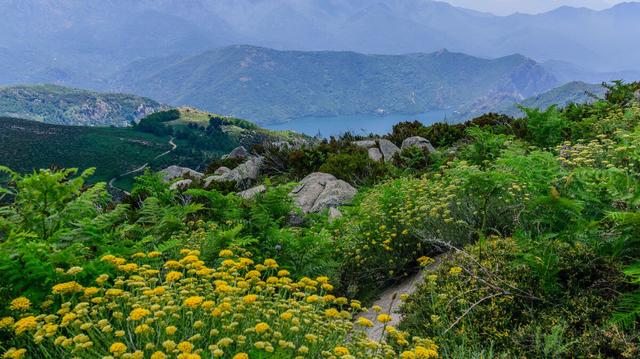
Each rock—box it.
[353,140,377,149]
[328,207,342,222]
[378,139,400,163]
[635,89,640,102]
[289,172,357,213]
[237,185,266,199]
[214,166,231,175]
[368,147,383,162]
[204,156,264,188]
[401,136,436,153]
[160,165,204,182]
[169,179,192,191]
[225,146,249,160]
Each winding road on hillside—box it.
[108,137,177,195]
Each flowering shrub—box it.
[1,249,437,359]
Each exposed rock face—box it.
[225,146,249,160]
[204,157,264,188]
[353,140,377,149]
[368,147,383,162]
[289,172,357,213]
[401,136,436,153]
[237,185,266,199]
[169,179,192,191]
[160,165,204,182]
[378,139,400,163]
[635,89,640,102]
[214,166,231,175]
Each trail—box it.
[357,257,442,341]
[108,137,177,195]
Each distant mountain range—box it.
[0,85,167,126]
[0,0,638,90]
[111,45,558,124]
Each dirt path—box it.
[108,137,177,195]
[357,257,441,340]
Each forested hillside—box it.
[0,84,167,127]
[1,82,639,358]
[114,45,557,123]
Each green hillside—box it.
[0,109,295,186]
[0,84,167,127]
[115,45,558,123]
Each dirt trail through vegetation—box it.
[357,257,441,340]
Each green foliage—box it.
[319,150,388,186]
[522,105,571,148]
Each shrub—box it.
[319,150,388,186]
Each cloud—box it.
[443,0,630,15]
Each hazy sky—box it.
[444,0,630,15]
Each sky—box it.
[443,0,630,15]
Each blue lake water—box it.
[265,110,454,137]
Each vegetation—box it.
[1,81,640,358]
[0,84,167,127]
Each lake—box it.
[265,110,455,137]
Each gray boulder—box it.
[169,179,192,191]
[214,166,231,175]
[160,165,204,183]
[289,172,357,214]
[237,185,266,199]
[225,146,249,160]
[328,207,343,223]
[368,147,383,162]
[204,156,264,189]
[378,139,400,163]
[635,89,640,102]
[401,136,436,153]
[353,140,377,149]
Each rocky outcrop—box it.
[289,172,357,214]
[160,165,204,183]
[378,139,400,163]
[401,136,436,153]
[169,179,192,191]
[237,185,266,199]
[213,166,231,175]
[353,140,377,149]
[635,89,640,103]
[368,147,383,162]
[204,156,264,188]
[224,146,249,160]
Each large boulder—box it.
[214,166,231,175]
[237,185,266,199]
[378,139,400,163]
[289,172,357,213]
[368,147,383,162]
[353,140,377,149]
[204,156,264,188]
[169,179,192,191]
[160,166,204,183]
[635,89,640,102]
[224,146,249,160]
[401,136,436,153]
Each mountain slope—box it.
[115,45,558,123]
[0,0,639,88]
[0,84,168,127]
[456,81,606,120]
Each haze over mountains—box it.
[0,0,638,126]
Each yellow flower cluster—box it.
[1,249,438,359]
